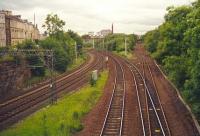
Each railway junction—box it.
[0,45,200,136]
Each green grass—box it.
[0,71,108,136]
[113,51,134,59]
[0,55,15,63]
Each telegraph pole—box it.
[93,38,95,49]
[50,50,56,104]
[75,41,77,62]
[103,38,105,50]
[125,37,127,56]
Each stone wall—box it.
[0,61,31,97]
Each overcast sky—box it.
[0,0,194,35]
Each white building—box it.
[97,29,112,37]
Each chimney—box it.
[111,23,114,34]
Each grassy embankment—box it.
[0,70,108,136]
[0,55,15,63]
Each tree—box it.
[104,34,137,52]
[42,14,65,36]
[143,0,200,121]
[39,37,70,72]
[16,40,45,76]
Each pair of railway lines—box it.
[100,53,171,136]
[0,51,104,130]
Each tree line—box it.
[102,33,137,56]
[143,0,200,121]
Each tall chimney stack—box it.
[111,23,114,34]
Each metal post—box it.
[75,41,77,62]
[93,38,95,49]
[103,38,105,50]
[125,37,127,56]
[50,50,56,103]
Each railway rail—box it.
[100,54,126,136]
[0,50,103,130]
[102,52,171,136]
[143,59,171,136]
[124,57,171,136]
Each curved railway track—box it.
[100,51,171,136]
[124,58,171,136]
[100,54,126,136]
[0,50,104,130]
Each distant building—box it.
[0,10,40,47]
[83,24,114,44]
[88,32,95,37]
[97,29,112,37]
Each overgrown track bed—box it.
[100,54,126,136]
[0,50,103,130]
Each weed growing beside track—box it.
[113,51,133,59]
[0,71,108,136]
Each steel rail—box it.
[0,53,101,113]
[124,59,167,136]
[141,60,152,136]
[0,52,97,108]
[100,54,126,136]
[145,60,171,136]
[0,51,103,129]
[112,55,149,136]
[99,63,117,136]
[128,64,146,136]
[119,57,126,136]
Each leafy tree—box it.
[103,33,137,53]
[68,30,83,45]
[39,37,70,72]
[144,30,159,53]
[143,0,200,121]
[16,40,45,76]
[42,14,65,36]
[41,14,83,72]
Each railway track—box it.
[101,51,171,135]
[124,57,171,136]
[144,59,171,136]
[99,52,170,136]
[0,50,103,130]
[100,54,126,136]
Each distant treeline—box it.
[95,33,137,57]
[143,0,200,121]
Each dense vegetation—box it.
[0,71,108,136]
[143,0,200,121]
[97,34,137,57]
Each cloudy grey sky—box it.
[0,0,194,35]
